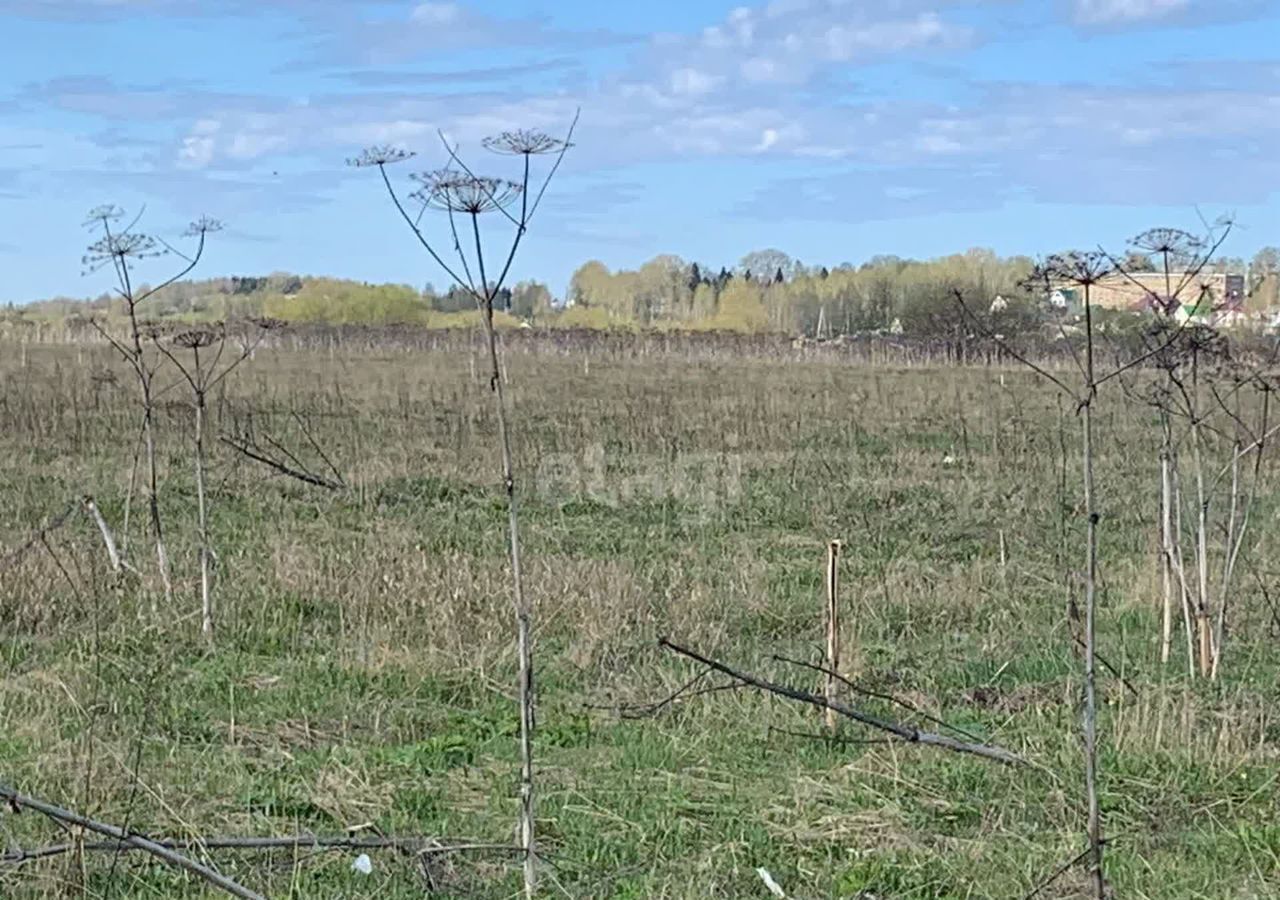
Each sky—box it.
[1,0,1278,303]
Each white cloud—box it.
[178,118,220,169]
[409,2,460,25]
[668,68,721,96]
[20,0,1280,217]
[1073,0,1190,25]
[295,2,629,67]
[660,2,973,90]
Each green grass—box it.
[1,339,1277,898]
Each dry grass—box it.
[0,335,1277,897]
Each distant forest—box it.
[9,246,1279,339]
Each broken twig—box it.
[0,783,265,899]
[659,638,1028,766]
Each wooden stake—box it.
[824,539,842,732]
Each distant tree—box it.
[819,266,830,280]
[691,281,717,319]
[743,269,753,284]
[773,266,785,284]
[863,254,905,272]
[1251,246,1279,277]
[1251,246,1280,307]
[510,280,552,322]
[711,278,768,332]
[688,262,703,292]
[568,260,611,308]
[636,254,687,323]
[1122,252,1156,273]
[231,276,266,295]
[431,284,474,314]
[739,248,793,280]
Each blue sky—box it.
[2,0,1278,302]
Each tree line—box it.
[9,245,1279,339]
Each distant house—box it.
[1047,271,1245,315]
[1048,288,1081,316]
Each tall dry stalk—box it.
[84,207,220,614]
[351,119,576,899]
[958,230,1234,897]
[156,323,266,642]
[1078,276,1104,900]
[1158,412,1174,664]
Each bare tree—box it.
[84,206,221,614]
[349,117,576,898]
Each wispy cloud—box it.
[1068,0,1274,27]
[639,0,974,96]
[329,58,579,88]
[0,167,23,201]
[1073,0,1190,25]
[10,0,1280,244]
[3,0,375,21]
[735,164,1014,223]
[293,2,634,68]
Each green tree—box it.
[710,279,768,332]
[510,280,553,322]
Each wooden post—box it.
[825,539,842,732]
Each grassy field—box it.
[1,337,1278,898]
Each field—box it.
[2,335,1278,898]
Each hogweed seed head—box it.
[347,146,415,168]
[83,205,125,228]
[173,327,220,350]
[82,232,165,274]
[1128,227,1204,261]
[1035,250,1115,288]
[184,216,224,237]
[410,170,523,214]
[482,129,568,156]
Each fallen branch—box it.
[219,435,344,490]
[0,501,78,573]
[659,638,1029,766]
[773,653,988,744]
[291,410,347,488]
[584,670,747,720]
[767,725,893,747]
[0,783,265,899]
[1,832,519,865]
[1070,635,1139,697]
[1020,844,1096,900]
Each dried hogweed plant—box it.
[154,320,270,644]
[83,206,222,615]
[956,217,1237,900]
[349,112,577,899]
